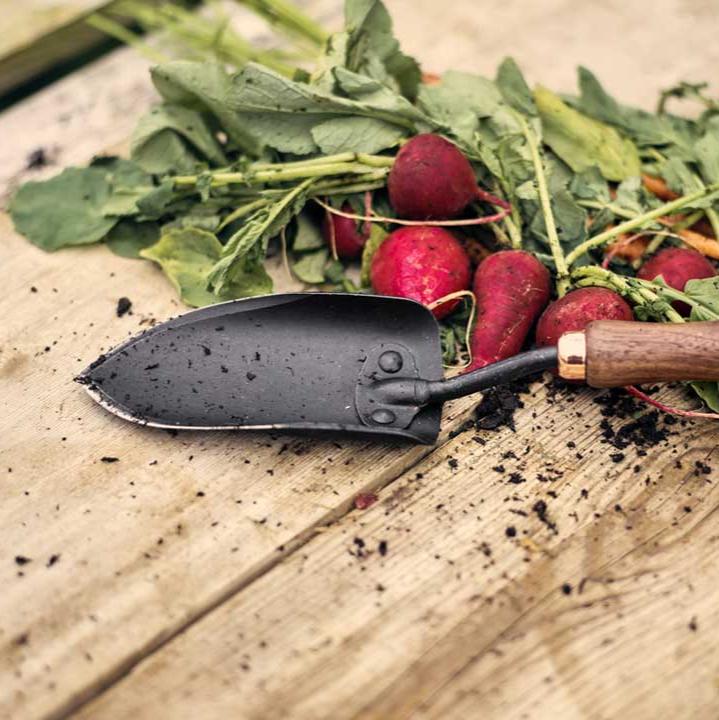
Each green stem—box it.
[86,14,170,64]
[571,266,709,324]
[252,152,357,170]
[218,175,388,230]
[566,183,719,266]
[234,0,329,47]
[253,162,385,183]
[492,181,522,248]
[103,1,301,77]
[577,199,637,221]
[706,207,719,240]
[504,215,522,249]
[517,113,569,294]
[218,198,271,230]
[311,174,387,193]
[644,148,667,164]
[173,162,389,188]
[252,153,394,171]
[489,222,511,247]
[671,209,704,232]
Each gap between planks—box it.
[44,402,475,720]
[70,381,719,720]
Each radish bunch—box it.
[365,133,718,380]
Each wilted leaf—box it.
[496,57,535,116]
[418,71,500,147]
[208,179,315,294]
[344,0,421,100]
[227,63,427,155]
[534,85,641,181]
[106,221,160,258]
[10,167,117,251]
[151,61,261,155]
[141,227,269,306]
[131,103,226,174]
[292,247,328,284]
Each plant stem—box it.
[706,207,719,239]
[253,162,384,183]
[101,0,302,77]
[671,209,704,232]
[571,266,713,323]
[252,152,357,170]
[517,113,569,294]
[576,199,637,221]
[173,161,390,188]
[566,183,719,266]
[218,198,271,230]
[234,0,329,48]
[252,153,394,171]
[218,175,388,230]
[86,14,171,64]
[311,177,387,194]
[504,215,522,248]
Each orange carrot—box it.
[605,234,650,262]
[642,174,680,201]
[676,228,719,259]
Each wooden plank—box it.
[0,212,482,720]
[2,0,719,719]
[0,0,341,200]
[0,1,123,97]
[0,4,460,711]
[71,383,719,720]
[0,46,153,203]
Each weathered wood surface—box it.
[1,1,719,719]
[0,1,123,97]
[74,384,719,720]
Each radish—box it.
[388,134,509,220]
[467,250,551,370]
[322,202,369,259]
[370,226,471,319]
[535,287,634,348]
[637,247,716,315]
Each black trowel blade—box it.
[77,293,444,443]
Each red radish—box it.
[637,247,716,315]
[535,287,634,348]
[467,250,551,371]
[370,226,470,319]
[388,134,508,220]
[322,202,369,259]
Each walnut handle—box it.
[581,320,719,387]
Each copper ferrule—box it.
[557,331,587,381]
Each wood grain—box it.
[586,321,719,387]
[72,381,719,720]
[0,211,484,717]
[0,1,124,97]
[2,1,719,719]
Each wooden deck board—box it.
[0,1,124,97]
[2,0,719,719]
[71,383,719,719]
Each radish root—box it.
[427,290,477,370]
[312,197,510,227]
[625,385,719,420]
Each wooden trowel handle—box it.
[557,320,719,387]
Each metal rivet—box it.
[371,408,396,425]
[378,350,403,374]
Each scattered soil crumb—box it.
[116,297,132,318]
[474,379,534,431]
